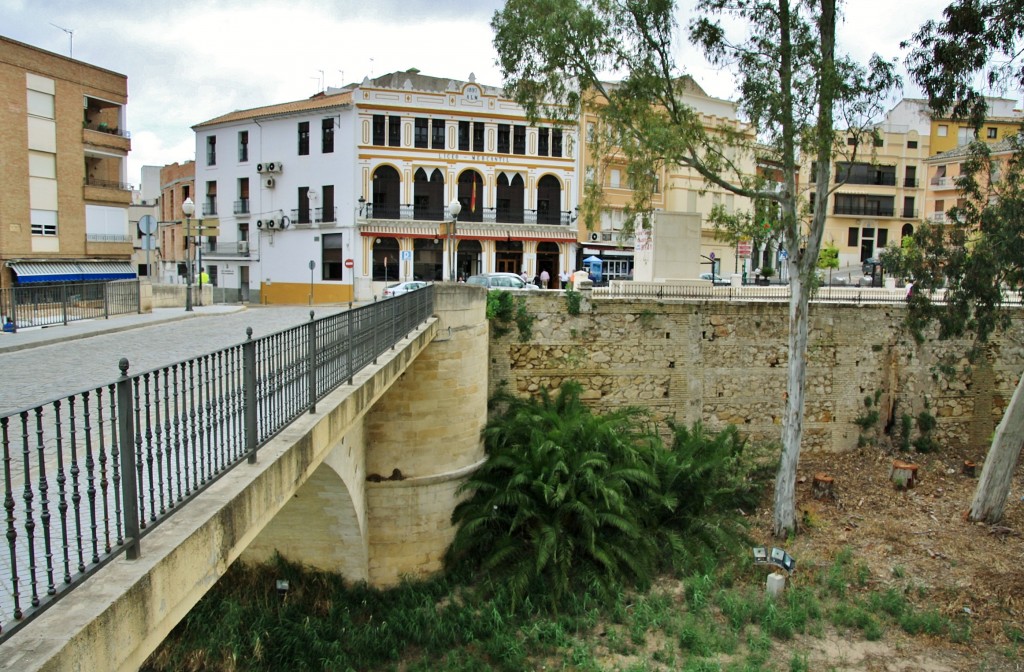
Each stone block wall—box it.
[488,294,1024,454]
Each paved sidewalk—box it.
[0,304,247,354]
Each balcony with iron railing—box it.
[363,202,573,226]
[199,240,252,257]
[836,173,897,187]
[234,199,250,215]
[82,123,131,153]
[288,207,338,226]
[930,212,947,223]
[900,209,918,219]
[833,203,896,217]
[930,176,956,189]
[903,177,918,188]
[83,176,133,205]
[202,200,217,216]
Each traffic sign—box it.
[138,215,157,235]
[709,252,716,260]
[737,241,752,256]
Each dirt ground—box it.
[753,443,1024,671]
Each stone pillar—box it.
[364,284,489,585]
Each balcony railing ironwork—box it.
[202,201,217,216]
[289,207,338,225]
[233,199,250,215]
[83,177,133,191]
[837,174,897,186]
[0,286,435,642]
[365,202,572,226]
[903,178,918,188]
[832,204,896,217]
[900,209,918,219]
[83,123,131,139]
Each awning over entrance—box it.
[8,261,137,284]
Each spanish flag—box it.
[471,179,477,213]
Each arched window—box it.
[496,173,525,223]
[414,168,445,221]
[371,236,400,281]
[536,175,562,225]
[371,165,401,220]
[901,223,914,238]
[457,170,484,222]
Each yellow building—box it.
[928,96,1022,155]
[577,77,755,281]
[0,36,135,290]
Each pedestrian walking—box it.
[539,269,550,289]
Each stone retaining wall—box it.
[488,293,1024,454]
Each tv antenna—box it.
[50,23,75,58]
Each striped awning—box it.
[8,261,137,284]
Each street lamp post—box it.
[448,198,461,282]
[182,197,195,312]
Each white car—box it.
[383,281,430,297]
[699,272,727,285]
[465,273,539,290]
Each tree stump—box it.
[812,472,835,500]
[890,460,918,489]
[962,460,976,477]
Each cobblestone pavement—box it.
[0,304,350,415]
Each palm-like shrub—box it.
[448,381,667,607]
[448,382,772,610]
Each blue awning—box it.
[9,261,136,284]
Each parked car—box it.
[699,272,727,285]
[465,273,539,290]
[861,257,880,275]
[383,281,430,297]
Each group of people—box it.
[518,268,595,290]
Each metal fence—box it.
[0,280,141,331]
[593,280,1024,306]
[0,286,434,641]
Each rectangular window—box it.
[373,115,386,146]
[497,124,510,153]
[31,209,58,236]
[552,129,563,157]
[388,115,401,147]
[907,140,918,149]
[903,196,915,218]
[414,118,429,148]
[206,136,216,166]
[904,165,917,187]
[586,122,595,142]
[27,89,55,118]
[987,127,998,139]
[538,128,549,156]
[877,228,888,248]
[848,227,859,247]
[206,265,218,287]
[609,169,621,188]
[204,181,218,216]
[238,131,249,162]
[322,233,345,280]
[847,137,857,146]
[473,122,485,151]
[937,124,948,137]
[322,118,334,153]
[298,121,310,155]
[236,177,250,214]
[432,119,445,149]
[458,121,470,151]
[873,137,883,147]
[957,126,975,144]
[321,185,335,223]
[513,125,526,154]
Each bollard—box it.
[766,572,786,599]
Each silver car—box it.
[383,281,430,297]
[465,273,539,290]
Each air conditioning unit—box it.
[589,232,599,242]
[256,219,264,229]
[263,176,276,188]
[238,241,250,254]
[256,163,266,173]
[268,162,282,173]
[266,218,278,229]
[601,233,613,241]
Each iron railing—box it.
[0,281,141,332]
[365,202,573,226]
[0,286,434,641]
[593,281,1023,306]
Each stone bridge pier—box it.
[241,283,490,584]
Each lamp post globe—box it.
[448,199,461,282]
[182,197,195,312]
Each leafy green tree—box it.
[491,0,896,536]
[818,242,839,284]
[905,0,1024,523]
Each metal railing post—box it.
[243,328,258,463]
[137,279,142,314]
[308,311,317,414]
[61,283,69,325]
[116,358,140,560]
[347,308,354,385]
[10,287,18,333]
[103,282,110,320]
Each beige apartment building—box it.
[0,36,135,289]
[577,77,756,282]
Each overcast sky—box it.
[3,0,974,187]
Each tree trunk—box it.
[968,372,1024,523]
[773,272,812,536]
[812,473,835,500]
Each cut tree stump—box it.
[890,460,918,489]
[962,460,976,477]
[812,472,836,500]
